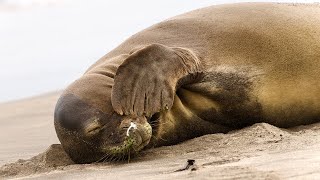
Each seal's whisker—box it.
[123,153,128,161]
[149,120,159,125]
[102,156,109,162]
[118,155,124,162]
[101,154,110,162]
[110,155,117,162]
[149,121,161,127]
[111,154,119,162]
[114,156,119,162]
[96,153,110,163]
[106,156,113,162]
[127,148,131,163]
[104,154,115,162]
[116,154,123,162]
[119,154,124,162]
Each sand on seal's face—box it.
[1,93,320,179]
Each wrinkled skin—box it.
[111,44,200,117]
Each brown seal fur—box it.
[54,3,320,163]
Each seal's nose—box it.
[126,122,138,137]
[117,116,152,151]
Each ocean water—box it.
[0,0,317,103]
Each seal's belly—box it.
[257,77,320,127]
[175,71,320,128]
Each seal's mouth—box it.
[111,121,152,152]
[100,116,152,161]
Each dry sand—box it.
[1,93,320,179]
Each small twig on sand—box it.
[174,159,198,172]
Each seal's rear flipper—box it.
[111,43,202,117]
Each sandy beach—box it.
[1,1,320,179]
[0,92,61,166]
[1,93,320,179]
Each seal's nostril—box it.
[126,122,138,137]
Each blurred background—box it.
[0,0,318,103]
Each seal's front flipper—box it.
[111,43,202,117]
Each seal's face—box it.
[54,75,153,163]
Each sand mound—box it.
[1,122,320,179]
[0,144,74,178]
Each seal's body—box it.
[54,3,320,163]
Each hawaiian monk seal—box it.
[54,3,320,163]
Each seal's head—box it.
[54,74,152,163]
